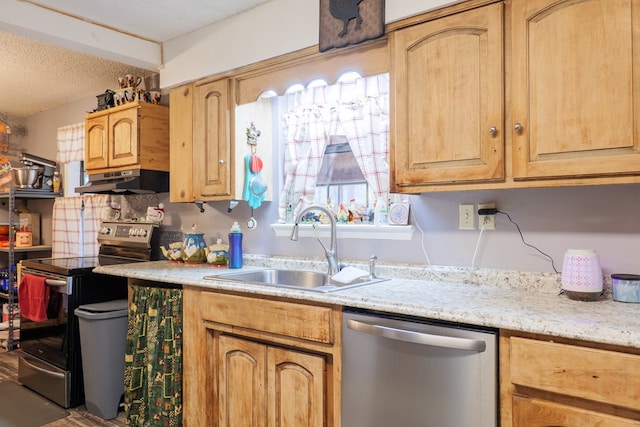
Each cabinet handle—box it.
[514,122,523,134]
[219,159,225,165]
[489,126,497,137]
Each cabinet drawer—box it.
[513,395,640,426]
[510,337,640,411]
[200,292,335,344]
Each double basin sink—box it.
[204,269,388,293]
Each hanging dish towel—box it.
[18,274,50,322]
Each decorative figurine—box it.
[181,224,207,264]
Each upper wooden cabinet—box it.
[193,79,233,200]
[512,0,640,180]
[169,84,194,202]
[169,79,233,203]
[390,2,504,190]
[391,0,640,192]
[85,101,169,174]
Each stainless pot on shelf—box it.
[11,166,43,188]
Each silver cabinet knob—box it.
[219,159,225,165]
[489,126,497,137]
[514,123,523,134]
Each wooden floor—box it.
[0,350,127,426]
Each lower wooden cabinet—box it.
[218,335,325,427]
[513,395,640,427]
[183,288,341,427]
[501,332,640,427]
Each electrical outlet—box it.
[478,203,496,230]
[458,204,476,230]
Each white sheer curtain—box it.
[56,122,84,164]
[53,122,110,258]
[278,105,330,221]
[277,74,390,222]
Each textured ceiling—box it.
[0,0,271,118]
[0,31,151,118]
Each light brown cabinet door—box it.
[267,346,325,427]
[108,107,139,168]
[217,335,326,427]
[193,79,232,199]
[512,395,640,427]
[169,83,195,202]
[218,335,267,427]
[512,0,640,179]
[391,2,504,189]
[85,115,109,171]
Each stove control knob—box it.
[129,228,135,236]
[139,229,148,237]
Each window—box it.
[56,122,85,195]
[274,72,390,224]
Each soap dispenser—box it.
[228,221,243,269]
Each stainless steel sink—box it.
[204,269,388,293]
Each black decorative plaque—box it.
[319,0,385,52]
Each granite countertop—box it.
[94,254,640,349]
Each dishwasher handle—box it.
[347,319,487,352]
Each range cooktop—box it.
[21,255,145,276]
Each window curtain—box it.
[125,285,183,427]
[277,74,390,222]
[51,194,111,257]
[278,105,330,221]
[56,122,84,164]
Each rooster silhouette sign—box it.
[319,0,384,52]
[330,0,365,37]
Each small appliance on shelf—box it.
[9,152,59,192]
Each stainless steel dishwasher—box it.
[342,308,497,427]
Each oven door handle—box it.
[45,279,67,287]
[347,319,487,352]
[19,354,66,379]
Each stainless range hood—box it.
[75,169,169,194]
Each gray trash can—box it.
[74,299,128,420]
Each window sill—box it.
[270,223,414,240]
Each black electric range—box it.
[18,220,163,409]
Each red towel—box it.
[18,274,50,322]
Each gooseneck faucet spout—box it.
[290,205,340,276]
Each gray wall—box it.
[157,185,639,276]
[16,94,640,278]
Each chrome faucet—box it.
[290,205,341,276]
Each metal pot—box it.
[12,166,43,188]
